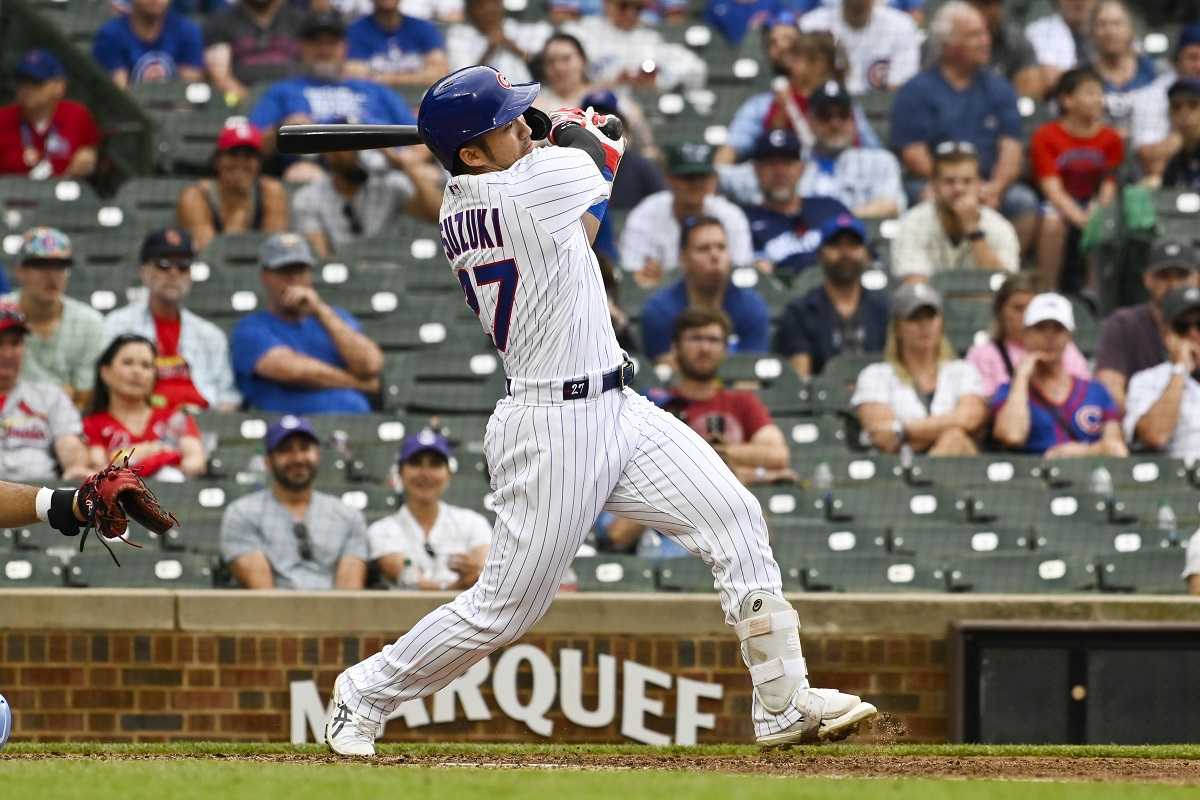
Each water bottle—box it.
[813,461,834,492]
[1157,500,1179,547]
[1089,466,1114,498]
[637,530,665,559]
[899,442,914,472]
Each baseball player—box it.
[325,66,877,755]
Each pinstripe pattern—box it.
[338,146,802,736]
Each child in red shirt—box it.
[1030,67,1124,292]
[0,50,99,178]
[83,334,206,480]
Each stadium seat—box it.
[778,413,857,455]
[890,522,1034,559]
[1032,456,1191,492]
[800,554,946,593]
[1032,522,1177,558]
[769,520,890,577]
[160,520,222,556]
[819,353,876,392]
[67,550,215,589]
[72,230,143,271]
[0,553,65,587]
[158,111,242,173]
[905,455,1044,489]
[149,481,259,524]
[202,232,272,270]
[931,270,1006,299]
[438,472,494,517]
[816,484,960,525]
[574,554,657,592]
[946,552,1097,593]
[1096,550,1188,594]
[943,300,991,354]
[115,177,193,229]
[0,526,38,552]
[656,557,718,592]
[718,352,787,386]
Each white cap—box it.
[1023,292,1075,332]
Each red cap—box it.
[0,303,29,336]
[216,122,263,153]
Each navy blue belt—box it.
[507,359,636,401]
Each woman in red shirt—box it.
[83,334,206,480]
[1030,67,1124,293]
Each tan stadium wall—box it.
[1,590,1199,744]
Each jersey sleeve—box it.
[503,147,610,247]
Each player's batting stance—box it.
[326,66,877,755]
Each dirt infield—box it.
[4,747,1199,785]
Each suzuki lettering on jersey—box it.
[439,208,505,260]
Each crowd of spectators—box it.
[5,0,1200,593]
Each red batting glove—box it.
[548,107,587,145]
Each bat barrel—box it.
[276,124,423,154]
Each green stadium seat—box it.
[1032,456,1191,492]
[954,486,1102,527]
[946,552,1097,593]
[202,232,272,270]
[115,177,193,229]
[816,451,901,485]
[160,520,222,556]
[755,373,816,416]
[769,520,890,581]
[718,352,787,386]
[574,554,657,592]
[128,81,218,117]
[67,550,215,589]
[0,553,65,587]
[778,413,856,454]
[800,554,947,593]
[656,557,718,592]
[72,230,143,270]
[905,455,1044,489]
[2,200,127,237]
[943,300,991,354]
[819,353,876,393]
[1097,550,1188,594]
[747,484,815,520]
[1032,522,1178,558]
[159,111,242,173]
[890,522,1034,559]
[150,481,259,524]
[931,269,1007,299]
[439,472,493,517]
[817,484,961,525]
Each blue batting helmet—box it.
[418,66,550,171]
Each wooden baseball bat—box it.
[276,124,423,154]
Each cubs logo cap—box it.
[398,429,454,464]
[265,415,320,452]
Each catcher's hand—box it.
[74,454,181,564]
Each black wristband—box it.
[48,489,82,537]
[554,125,607,173]
[967,229,986,242]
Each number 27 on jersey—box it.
[458,259,519,352]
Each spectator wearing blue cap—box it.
[0,50,99,179]
[92,0,204,88]
[220,415,369,590]
[345,0,450,88]
[1136,22,1200,181]
[738,129,851,276]
[446,0,553,85]
[230,233,384,415]
[1162,79,1200,189]
[3,228,106,409]
[367,430,492,591]
[774,214,889,378]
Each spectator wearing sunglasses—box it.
[367,430,491,590]
[231,234,384,415]
[292,146,442,258]
[102,229,240,412]
[2,227,106,410]
[176,122,289,254]
[221,415,369,590]
[1124,287,1200,460]
[82,334,205,480]
[891,141,1019,282]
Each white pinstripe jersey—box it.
[436,146,623,380]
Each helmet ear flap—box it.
[523,108,551,141]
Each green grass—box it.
[0,761,1195,800]
[5,742,1200,760]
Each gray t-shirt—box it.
[219,488,369,590]
[1095,303,1165,381]
[0,380,83,481]
[203,3,305,87]
[292,172,415,253]
[2,292,106,392]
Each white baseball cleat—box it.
[324,674,377,757]
[756,687,878,746]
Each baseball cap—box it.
[15,49,64,83]
[1167,78,1200,101]
[1161,286,1200,323]
[397,429,454,465]
[580,89,620,116]
[299,10,346,39]
[751,128,802,161]
[892,282,943,320]
[19,226,72,265]
[216,121,263,153]
[1146,238,1198,274]
[1023,292,1075,331]
[265,415,319,452]
[809,81,853,113]
[140,228,194,263]
[260,233,316,270]
[666,142,715,177]
[819,213,866,248]
[1178,23,1200,57]
[0,303,29,336]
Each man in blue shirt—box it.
[345,0,450,88]
[92,0,205,88]
[230,233,384,415]
[774,214,889,378]
[250,10,416,177]
[889,1,1038,247]
[740,129,850,276]
[641,217,770,363]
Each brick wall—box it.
[0,628,945,743]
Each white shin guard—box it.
[735,591,810,715]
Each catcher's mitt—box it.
[76,454,180,564]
